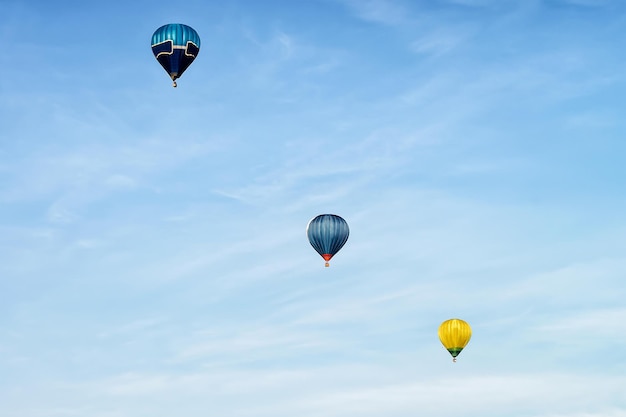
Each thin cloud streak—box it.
[3,368,624,416]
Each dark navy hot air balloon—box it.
[151,24,200,87]
[307,214,349,267]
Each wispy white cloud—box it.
[532,307,626,339]
[338,0,412,26]
[410,29,470,56]
[96,318,165,340]
[2,137,220,202]
[3,369,625,417]
[103,174,138,190]
[442,0,518,7]
[174,324,343,362]
[554,0,612,6]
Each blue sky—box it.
[1,0,626,416]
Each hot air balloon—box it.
[151,23,200,87]
[307,214,349,267]
[438,318,472,362]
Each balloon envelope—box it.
[438,318,472,361]
[151,23,200,87]
[306,214,349,267]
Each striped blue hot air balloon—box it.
[151,23,200,87]
[307,214,349,267]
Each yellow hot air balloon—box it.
[438,318,472,362]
